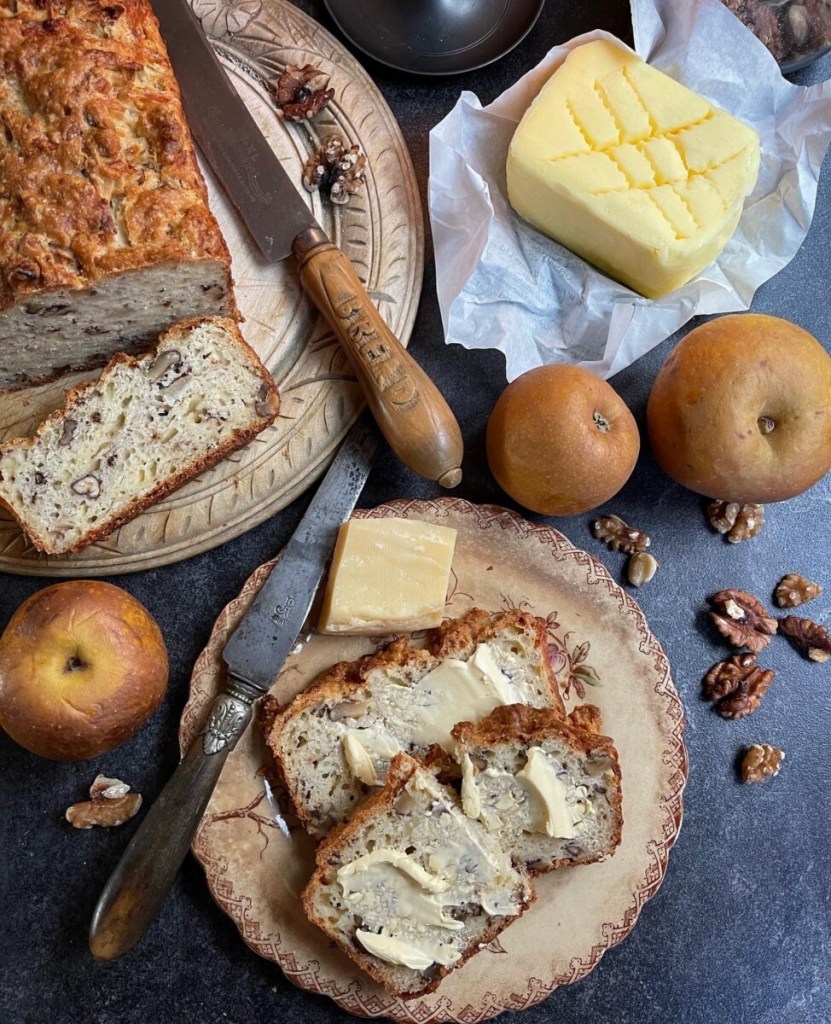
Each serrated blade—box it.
[221,416,378,691]
[150,0,316,261]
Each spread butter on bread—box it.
[261,608,566,837]
[302,752,535,999]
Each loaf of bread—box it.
[261,608,566,837]
[303,752,535,999]
[452,704,623,875]
[0,0,236,390]
[0,317,279,554]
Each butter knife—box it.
[150,0,463,488]
[88,415,378,960]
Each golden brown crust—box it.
[451,703,617,764]
[303,753,536,999]
[0,316,278,553]
[566,703,604,735]
[0,1,235,311]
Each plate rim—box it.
[181,497,688,1022]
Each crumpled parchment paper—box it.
[428,0,831,380]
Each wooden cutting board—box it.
[0,0,423,577]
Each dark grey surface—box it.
[1,3,830,1023]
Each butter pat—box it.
[515,746,577,839]
[506,40,760,298]
[317,518,457,635]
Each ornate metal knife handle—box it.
[202,677,261,755]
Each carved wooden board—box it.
[0,0,423,577]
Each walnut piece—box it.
[741,743,784,784]
[58,418,77,447]
[702,652,775,719]
[302,135,367,205]
[708,589,778,652]
[272,64,334,121]
[592,514,650,554]
[774,573,822,609]
[706,500,765,543]
[71,474,101,499]
[66,774,142,829]
[627,551,659,587]
[778,615,831,662]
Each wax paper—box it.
[428,0,831,379]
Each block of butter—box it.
[506,40,760,298]
[317,518,457,635]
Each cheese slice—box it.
[506,40,760,298]
[317,517,457,635]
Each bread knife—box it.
[150,0,463,488]
[88,415,378,960]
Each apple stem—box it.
[592,410,611,433]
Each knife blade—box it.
[150,0,463,488]
[88,415,378,961]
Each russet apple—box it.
[486,364,640,516]
[647,314,831,503]
[0,581,168,760]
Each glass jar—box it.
[720,0,831,73]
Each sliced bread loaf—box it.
[302,752,535,998]
[0,316,279,554]
[261,608,565,837]
[452,704,623,875]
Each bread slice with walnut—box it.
[452,704,623,875]
[261,608,564,837]
[0,317,279,554]
[302,752,535,999]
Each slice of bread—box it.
[452,704,623,875]
[302,752,535,999]
[0,317,279,554]
[261,608,565,837]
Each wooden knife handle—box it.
[293,228,463,488]
[88,682,257,960]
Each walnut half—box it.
[774,574,822,609]
[272,64,334,121]
[65,774,142,829]
[741,743,784,784]
[592,514,650,554]
[702,652,775,719]
[706,500,765,543]
[708,589,778,653]
[778,615,831,662]
[302,136,367,205]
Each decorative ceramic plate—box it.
[180,498,687,1023]
[0,0,423,577]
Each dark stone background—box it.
[1,2,829,1022]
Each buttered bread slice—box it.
[303,753,535,998]
[507,40,760,298]
[453,704,623,875]
[261,609,565,836]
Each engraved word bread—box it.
[261,608,565,836]
[453,703,623,875]
[507,39,760,298]
[0,317,279,554]
[303,752,536,999]
[0,0,236,390]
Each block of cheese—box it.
[317,518,457,635]
[506,40,760,298]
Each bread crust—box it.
[0,1,235,309]
[0,316,278,553]
[303,753,536,999]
